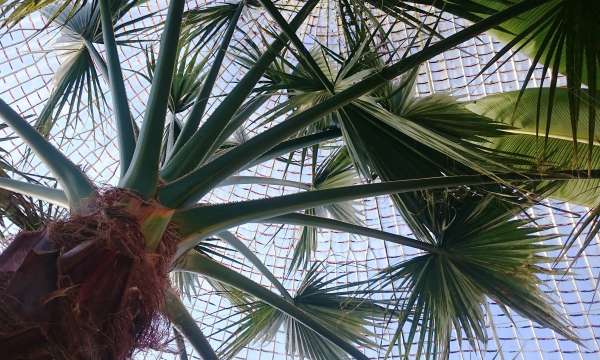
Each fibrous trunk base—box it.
[0,189,177,360]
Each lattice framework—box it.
[0,1,598,359]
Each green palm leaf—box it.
[0,0,86,26]
[444,0,600,164]
[339,64,516,241]
[467,88,600,207]
[182,2,253,51]
[467,87,600,262]
[33,1,152,137]
[366,0,498,29]
[291,147,362,272]
[36,43,106,138]
[144,44,209,115]
[216,262,388,360]
[378,188,576,359]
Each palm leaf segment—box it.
[0,148,50,232]
[215,262,388,360]
[144,45,208,116]
[249,32,519,241]
[423,0,600,167]
[291,147,362,272]
[0,0,86,26]
[378,187,576,359]
[35,1,152,137]
[144,40,209,163]
[181,2,257,51]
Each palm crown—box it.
[0,0,599,359]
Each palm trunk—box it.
[0,189,177,360]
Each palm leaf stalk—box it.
[0,100,94,209]
[98,0,136,175]
[0,177,68,207]
[143,39,212,163]
[164,288,219,360]
[287,148,363,271]
[0,162,54,233]
[171,169,600,252]
[216,230,292,300]
[120,0,186,198]
[1,0,598,359]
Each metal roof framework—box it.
[0,1,598,359]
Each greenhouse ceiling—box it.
[0,1,599,359]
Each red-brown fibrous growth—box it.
[0,188,179,360]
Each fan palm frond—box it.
[443,0,600,168]
[33,0,154,137]
[290,147,361,272]
[216,262,388,359]
[144,44,209,115]
[0,0,86,26]
[468,88,600,206]
[467,87,600,265]
[378,187,576,359]
[182,1,252,51]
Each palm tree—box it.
[0,0,598,359]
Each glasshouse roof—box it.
[0,1,599,359]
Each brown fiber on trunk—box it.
[0,189,178,360]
